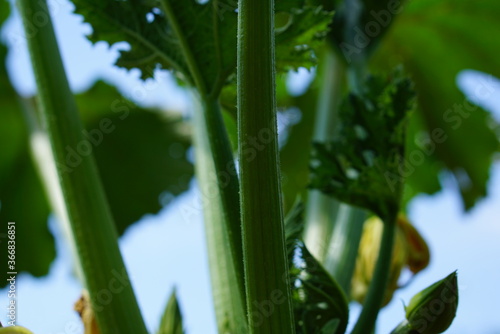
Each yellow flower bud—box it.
[405,271,458,333]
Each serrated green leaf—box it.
[158,289,184,334]
[73,0,331,95]
[310,70,415,219]
[371,0,500,209]
[72,0,237,95]
[285,203,349,334]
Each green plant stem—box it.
[351,214,397,334]
[16,1,147,333]
[201,97,244,281]
[192,94,247,334]
[303,48,366,297]
[160,0,245,298]
[324,206,366,294]
[304,47,345,262]
[23,100,84,282]
[238,0,294,332]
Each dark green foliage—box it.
[310,70,415,218]
[75,82,193,233]
[330,0,402,64]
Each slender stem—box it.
[16,1,147,333]
[304,48,345,262]
[161,0,245,297]
[238,0,294,332]
[202,97,244,282]
[192,94,247,333]
[351,214,397,334]
[324,205,366,294]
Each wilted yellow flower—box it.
[74,291,100,334]
[351,214,430,306]
[398,215,430,274]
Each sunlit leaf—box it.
[310,70,415,219]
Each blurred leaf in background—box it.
[0,21,193,284]
[370,0,500,209]
[330,0,403,64]
[310,70,415,219]
[0,3,55,287]
[74,81,193,233]
[286,0,500,211]
[280,84,319,211]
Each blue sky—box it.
[1,0,500,333]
